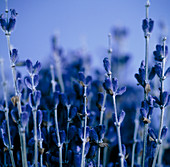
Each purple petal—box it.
[118,110,126,124]
[161,126,168,139]
[17,78,23,93]
[103,57,111,73]
[33,74,39,87]
[33,61,41,75]
[162,91,169,106]
[0,14,7,31]
[149,67,156,80]
[11,109,19,123]
[148,128,157,141]
[25,76,32,90]
[164,67,170,78]
[112,78,118,92]
[69,107,77,119]
[20,112,29,128]
[37,110,43,126]
[60,130,66,144]
[103,78,113,95]
[7,17,16,32]
[149,19,154,33]
[89,128,98,143]
[10,49,18,64]
[86,76,92,85]
[155,63,162,78]
[78,72,85,83]
[26,59,33,74]
[116,86,126,96]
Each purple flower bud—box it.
[33,61,41,75]
[142,19,148,33]
[149,19,154,33]
[149,67,156,80]
[60,130,66,144]
[89,128,99,143]
[20,112,29,128]
[78,126,90,140]
[103,57,111,73]
[162,91,169,106]
[33,75,39,88]
[26,59,33,74]
[155,63,162,78]
[78,72,85,84]
[86,75,92,85]
[140,108,147,118]
[1,128,9,147]
[10,49,18,64]
[112,78,118,92]
[95,125,105,141]
[103,78,113,95]
[17,78,23,93]
[59,93,68,106]
[116,86,126,96]
[37,110,43,126]
[11,109,19,123]
[0,14,7,31]
[161,126,168,139]
[29,90,41,108]
[7,17,16,32]
[85,142,90,155]
[148,128,157,141]
[69,107,77,119]
[25,76,32,90]
[10,9,18,18]
[122,144,126,156]
[118,110,126,124]
[164,67,170,78]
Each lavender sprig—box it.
[152,37,167,167]
[103,77,126,167]
[0,59,16,167]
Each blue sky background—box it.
[0,0,170,84]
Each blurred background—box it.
[0,0,170,84]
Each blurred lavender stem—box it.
[5,34,28,167]
[50,65,56,92]
[131,109,139,167]
[65,104,71,162]
[54,105,63,167]
[142,1,150,167]
[113,95,124,167]
[152,37,167,167]
[81,85,87,167]
[53,48,65,93]
[0,59,16,167]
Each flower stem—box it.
[131,109,139,167]
[81,86,87,167]
[113,95,124,167]
[152,37,167,167]
[54,107,62,167]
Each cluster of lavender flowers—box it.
[0,0,170,167]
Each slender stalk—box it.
[65,105,71,162]
[0,60,16,167]
[50,65,56,93]
[113,95,124,167]
[39,125,44,167]
[54,106,62,167]
[32,110,38,167]
[142,1,150,166]
[131,109,139,167]
[152,37,167,167]
[81,86,87,167]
